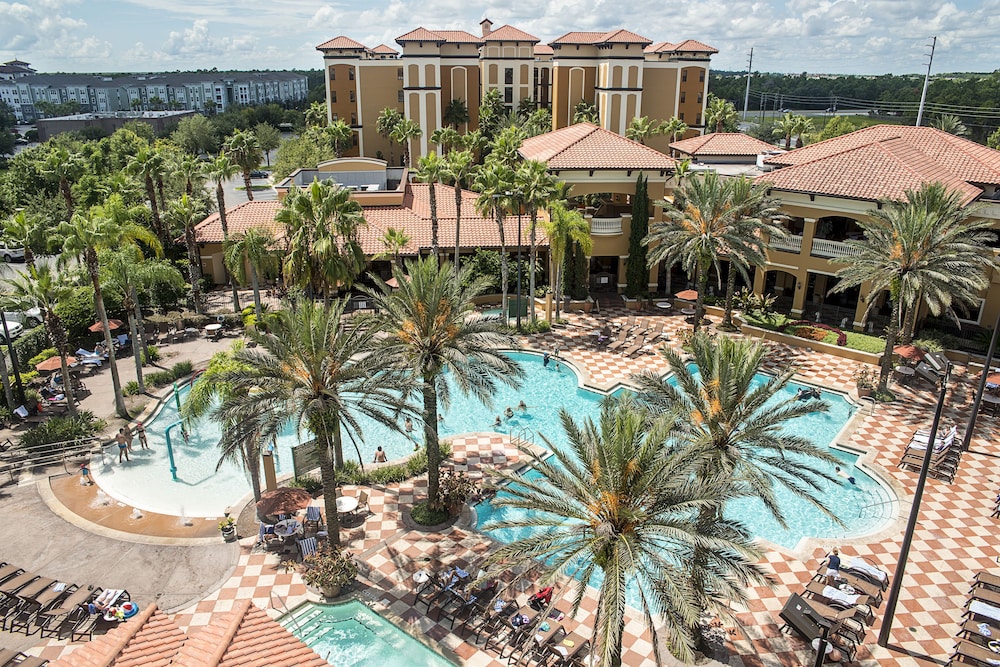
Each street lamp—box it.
[962,307,1000,451]
[802,607,835,667]
[877,361,951,647]
[513,190,524,331]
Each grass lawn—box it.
[235,185,272,191]
[743,312,885,354]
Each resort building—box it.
[36,110,198,142]
[315,21,715,163]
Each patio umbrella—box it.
[88,319,123,333]
[255,487,313,517]
[981,370,1000,386]
[674,289,699,301]
[35,356,75,372]
[386,277,399,289]
[892,345,926,362]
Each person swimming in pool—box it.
[517,400,527,413]
[835,466,856,485]
[493,416,502,428]
[797,387,821,401]
[504,406,514,420]
[542,352,551,367]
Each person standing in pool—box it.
[121,426,134,451]
[542,352,551,367]
[135,422,148,449]
[116,431,130,463]
[373,446,388,463]
[404,417,414,433]
[79,463,92,486]
[493,416,502,428]
[517,400,527,413]
[504,406,514,420]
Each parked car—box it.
[249,170,270,179]
[5,308,42,328]
[0,319,24,343]
[0,242,24,262]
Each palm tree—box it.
[324,121,353,158]
[125,146,166,243]
[792,115,815,148]
[633,333,839,648]
[515,160,557,323]
[931,113,970,137]
[443,98,470,130]
[376,108,402,164]
[429,127,461,155]
[625,116,658,144]
[572,101,598,124]
[4,265,77,414]
[212,300,411,546]
[543,203,591,319]
[832,183,998,393]
[413,151,447,260]
[485,396,768,665]
[305,101,329,128]
[176,154,203,196]
[204,155,243,311]
[102,246,180,393]
[474,160,516,318]
[660,116,689,152]
[772,113,797,150]
[277,179,366,300]
[58,199,160,418]
[378,227,410,271]
[225,228,279,319]
[444,150,477,269]
[166,194,206,314]
[42,146,82,218]
[645,172,746,332]
[390,118,422,168]
[704,95,739,133]
[223,129,263,201]
[3,211,45,272]
[364,257,522,507]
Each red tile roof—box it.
[172,600,327,667]
[550,30,651,46]
[483,25,539,43]
[432,30,483,44]
[669,39,719,53]
[759,136,983,204]
[550,31,607,45]
[671,132,779,157]
[371,44,399,54]
[49,603,186,667]
[193,201,284,244]
[533,44,554,56]
[519,122,675,171]
[644,41,673,53]
[315,36,367,51]
[395,27,446,43]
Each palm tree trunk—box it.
[156,177,167,216]
[877,297,903,394]
[145,176,163,242]
[318,442,342,548]
[900,293,921,345]
[184,226,203,314]
[722,261,737,329]
[56,352,77,417]
[131,289,150,359]
[497,210,508,321]
[217,183,241,312]
[554,256,564,320]
[60,178,74,218]
[250,263,263,318]
[89,250,128,419]
[694,260,709,333]
[0,349,13,411]
[454,186,463,270]
[528,211,538,323]
[245,444,262,502]
[429,182,439,263]
[422,379,442,507]
[24,248,35,274]
[243,171,255,202]
[127,309,144,394]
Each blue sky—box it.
[2,0,998,75]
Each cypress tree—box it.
[625,174,649,298]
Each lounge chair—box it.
[37,586,95,639]
[909,425,958,451]
[813,568,883,603]
[622,333,651,358]
[297,537,318,560]
[605,328,630,353]
[925,351,950,373]
[779,593,868,646]
[951,638,1000,666]
[914,362,941,385]
[804,580,879,609]
[841,557,889,591]
[972,572,1000,594]
[969,586,1000,608]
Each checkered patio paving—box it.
[26,306,1000,666]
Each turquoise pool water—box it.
[282,601,455,667]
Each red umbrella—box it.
[674,289,699,301]
[36,356,75,372]
[892,345,926,362]
[982,370,1000,385]
[256,487,313,516]
[386,277,399,289]
[88,319,123,333]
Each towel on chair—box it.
[823,585,860,606]
[909,425,956,451]
[970,600,1000,623]
[847,558,888,583]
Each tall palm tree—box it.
[176,154,203,196]
[486,396,768,665]
[305,101,329,128]
[378,227,410,271]
[212,300,412,546]
[58,199,160,418]
[324,121,353,158]
[4,265,77,414]
[645,172,746,331]
[832,183,997,392]
[704,95,739,133]
[515,160,557,323]
[413,151,447,260]
[429,128,461,155]
[42,146,82,218]
[660,116,689,154]
[633,333,838,648]
[166,194,206,314]
[390,118,422,168]
[376,108,402,164]
[3,211,46,272]
[364,257,522,507]
[543,203,591,319]
[792,115,815,148]
[474,160,516,318]
[223,129,263,201]
[772,113,798,150]
[444,150,477,269]
[625,116,658,144]
[443,98,470,130]
[277,179,366,301]
[225,228,279,319]
[125,146,167,243]
[204,154,243,311]
[931,113,970,137]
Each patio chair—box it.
[925,351,950,373]
[813,568,883,603]
[353,491,369,519]
[257,523,283,550]
[969,585,1000,608]
[779,593,868,646]
[804,580,879,609]
[972,572,1000,594]
[623,333,652,358]
[297,537,318,560]
[303,506,324,534]
[951,638,1000,666]
[914,362,941,385]
[36,585,95,639]
[604,328,630,353]
[841,557,889,591]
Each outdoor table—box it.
[273,519,302,537]
[336,496,359,515]
[205,323,223,338]
[655,301,672,310]
[549,631,587,662]
[680,307,696,316]
[895,365,915,385]
[983,393,1000,416]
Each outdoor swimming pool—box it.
[281,600,455,667]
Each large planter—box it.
[321,584,342,598]
[856,387,873,398]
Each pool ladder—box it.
[510,427,536,450]
[270,591,304,636]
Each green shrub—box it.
[410,500,450,526]
[10,370,39,386]
[124,381,141,396]
[288,474,323,494]
[141,346,161,365]
[19,410,104,458]
[28,348,58,367]
[170,361,193,378]
[12,326,51,372]
[146,371,175,387]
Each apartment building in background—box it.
[0,63,308,123]
[316,20,716,163]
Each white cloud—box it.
[0,0,110,64]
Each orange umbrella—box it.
[674,289,699,301]
[36,356,75,372]
[892,345,926,362]
[88,319,123,333]
[982,370,1000,385]
[386,277,399,289]
[256,487,313,516]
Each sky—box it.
[2,0,999,76]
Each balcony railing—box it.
[590,217,623,235]
[811,238,863,260]
[769,235,803,254]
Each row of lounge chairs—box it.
[897,425,962,483]
[600,317,669,357]
[0,561,129,644]
[949,572,1000,666]
[0,650,46,667]
[414,567,591,666]
[779,555,890,662]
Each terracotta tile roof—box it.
[395,27,446,43]
[192,200,284,244]
[758,136,983,204]
[50,603,186,667]
[669,39,719,54]
[315,36,367,51]
[519,122,676,171]
[533,44,554,56]
[596,29,652,45]
[671,132,779,157]
[432,30,483,44]
[764,125,1000,186]
[644,41,674,53]
[371,44,399,54]
[173,600,326,667]
[483,25,539,43]
[550,31,608,45]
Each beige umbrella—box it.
[36,356,76,372]
[255,487,313,517]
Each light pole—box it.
[0,311,25,407]
[802,608,834,667]
[877,361,951,647]
[962,307,1000,451]
[514,190,523,331]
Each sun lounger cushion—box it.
[847,558,888,583]
[305,506,321,522]
[909,425,956,451]
[970,600,1000,623]
[822,585,860,606]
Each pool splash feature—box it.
[281,600,455,667]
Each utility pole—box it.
[915,36,937,127]
[759,93,766,122]
[743,48,753,121]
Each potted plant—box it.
[218,517,236,541]
[302,547,359,598]
[434,469,479,516]
[853,365,876,398]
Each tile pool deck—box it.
[22,306,1000,666]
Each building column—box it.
[790,272,808,317]
[801,217,817,257]
[854,283,874,332]
[752,267,766,295]
[617,255,628,293]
